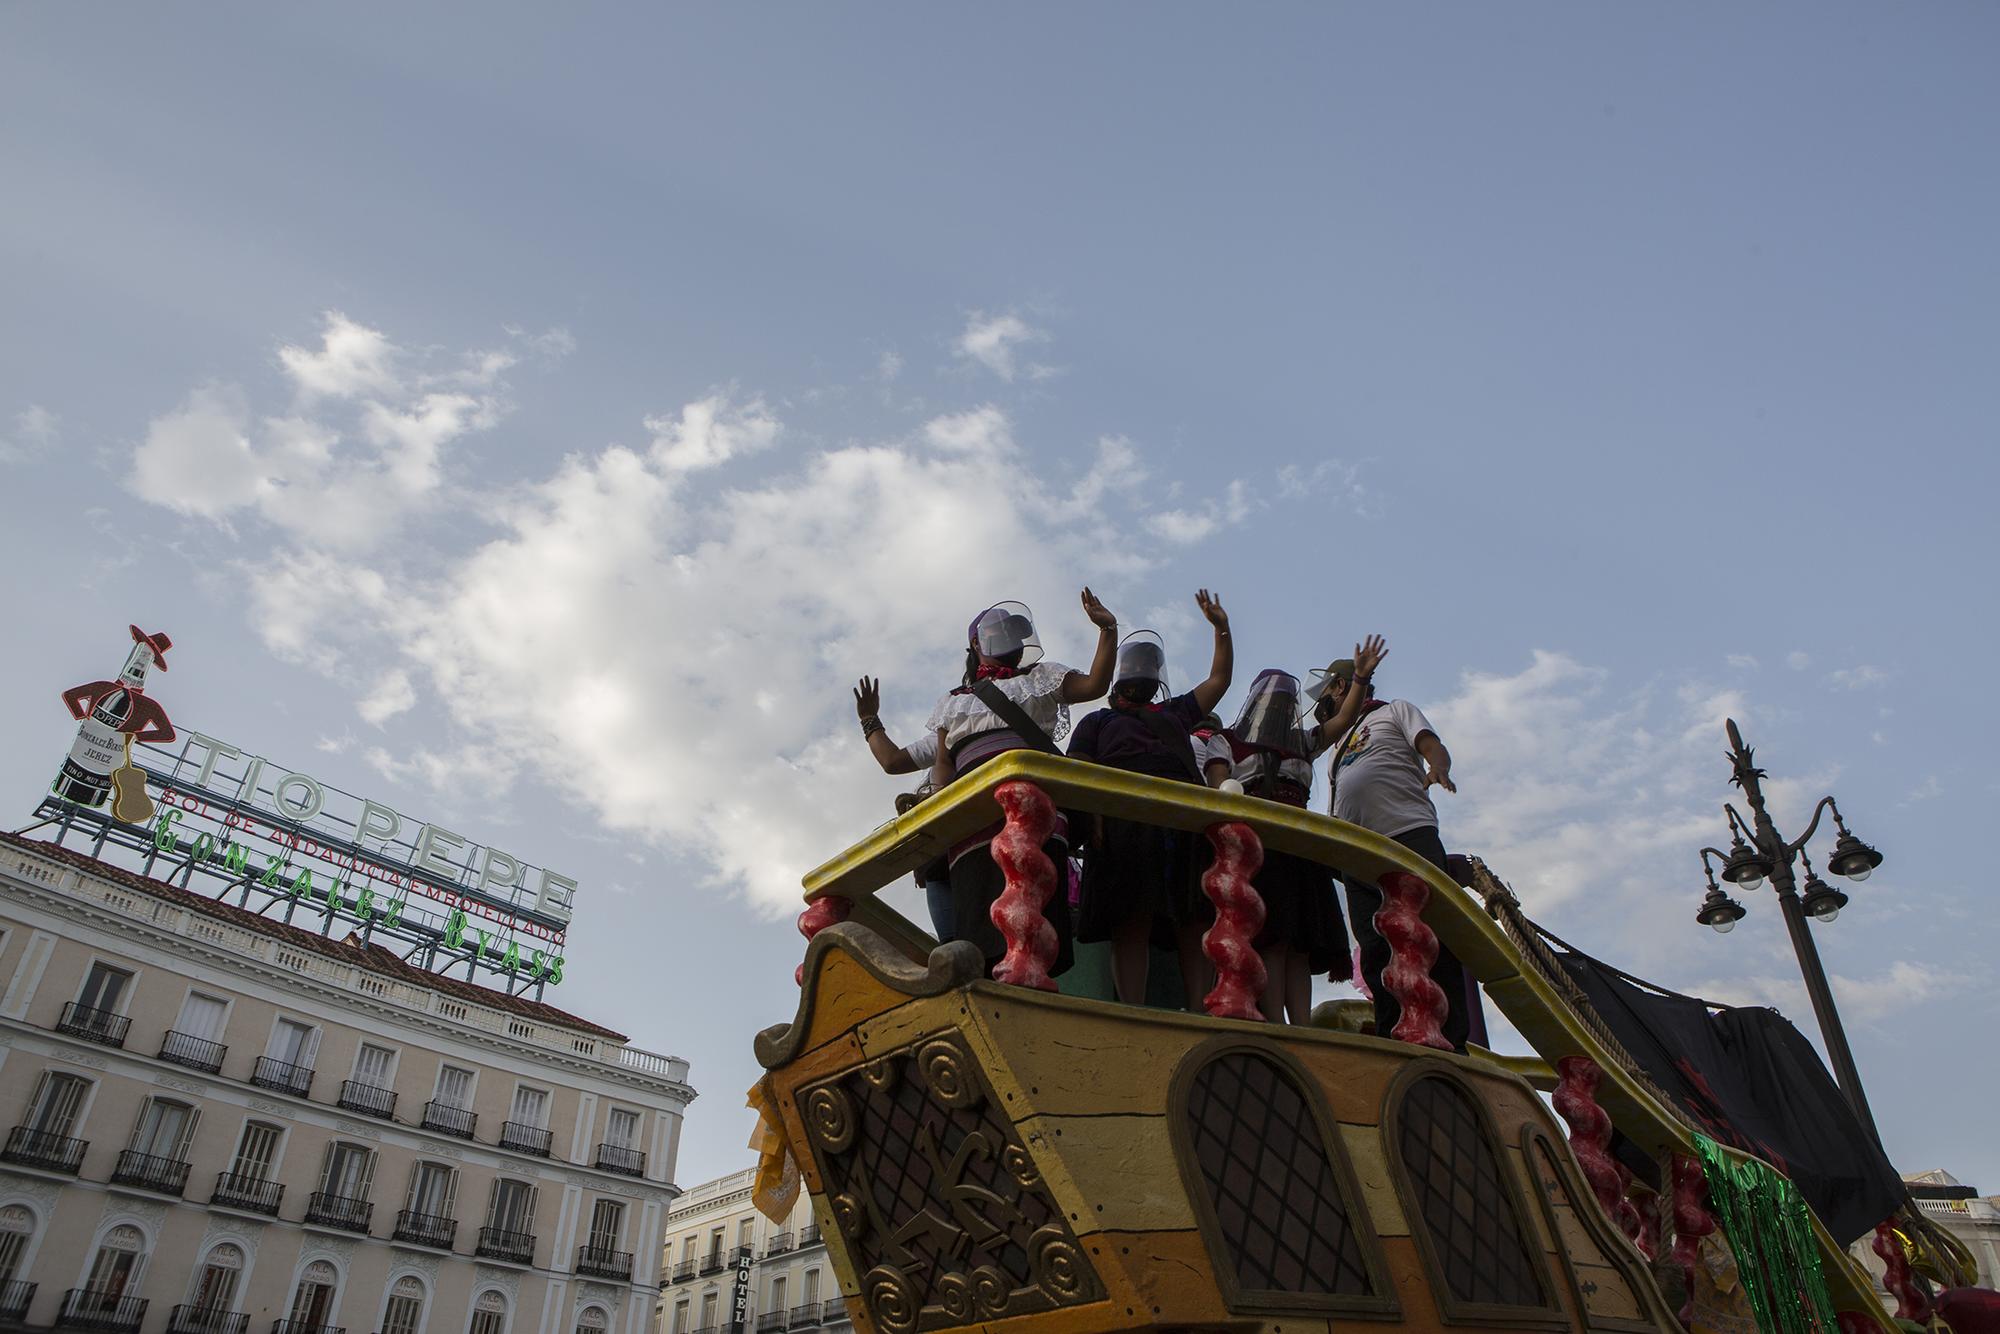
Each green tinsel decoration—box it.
[1693,1133,1841,1334]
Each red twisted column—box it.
[1626,1171,1661,1261]
[1375,870,1452,1050]
[1670,1153,1717,1329]
[1199,821,1267,1020]
[795,895,851,985]
[989,779,1060,991]
[1555,1056,1634,1243]
[1873,1220,1932,1324]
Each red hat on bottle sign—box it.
[128,625,172,670]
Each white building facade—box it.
[0,829,694,1334]
[650,1171,847,1334]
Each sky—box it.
[3,5,1996,1201]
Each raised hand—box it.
[1353,634,1388,678]
[1425,764,1458,794]
[853,676,881,720]
[1196,588,1229,630]
[1080,587,1117,631]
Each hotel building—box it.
[650,1170,847,1334]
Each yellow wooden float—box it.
[752,751,1897,1334]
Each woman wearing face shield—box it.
[1225,635,1387,1024]
[855,589,1118,974]
[1065,590,1234,1009]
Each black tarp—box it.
[1555,948,1902,1245]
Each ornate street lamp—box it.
[1694,719,1885,1144]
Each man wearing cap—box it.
[1310,658,1478,1052]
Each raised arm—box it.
[1191,588,1233,713]
[1061,586,1120,703]
[1310,635,1389,747]
[854,676,923,775]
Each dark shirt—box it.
[1066,691,1205,782]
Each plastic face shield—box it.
[971,602,1043,667]
[1113,630,1169,701]
[1231,669,1302,751]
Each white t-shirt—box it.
[1194,731,1233,779]
[906,731,938,769]
[1328,698,1440,838]
[923,661,1075,751]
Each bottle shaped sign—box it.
[54,626,175,808]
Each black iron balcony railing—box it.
[111,1148,192,1195]
[497,1121,552,1157]
[158,1030,228,1073]
[211,1170,284,1215]
[303,1190,372,1233]
[393,1209,457,1250]
[270,1321,344,1334]
[821,1299,847,1325]
[731,1244,754,1265]
[576,1244,633,1280]
[699,1250,726,1275]
[169,1305,250,1334]
[594,1142,645,1176]
[3,1124,88,1174]
[250,1056,313,1098]
[420,1100,477,1139]
[799,1223,821,1247]
[55,1288,149,1333]
[55,1002,130,1048]
[756,1314,786,1334]
[788,1305,819,1329]
[765,1230,793,1256]
[336,1080,396,1120]
[475,1226,535,1265]
[0,1281,37,1323]
[672,1257,698,1280]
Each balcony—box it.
[789,1306,820,1329]
[497,1121,551,1157]
[303,1191,372,1234]
[111,1148,191,1195]
[821,1299,847,1325]
[158,1030,228,1074]
[336,1080,396,1120]
[699,1250,726,1275]
[55,1289,148,1333]
[731,1245,754,1265]
[55,1001,130,1048]
[2,1125,88,1175]
[211,1171,284,1215]
[169,1306,249,1334]
[799,1224,821,1247]
[756,1315,786,1334]
[475,1226,535,1265]
[576,1244,633,1280]
[420,1100,477,1139]
[594,1141,645,1176]
[765,1231,793,1257]
[672,1258,697,1281]
[1,1281,36,1323]
[270,1322,344,1334]
[249,1056,313,1099]
[392,1209,457,1250]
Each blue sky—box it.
[4,5,1995,1197]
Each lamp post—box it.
[1695,719,1885,1145]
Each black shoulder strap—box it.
[1131,706,1205,785]
[972,680,1060,754]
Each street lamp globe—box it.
[1697,887,1747,934]
[1721,839,1770,891]
[1826,830,1883,882]
[1801,877,1849,923]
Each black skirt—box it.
[1251,847,1350,972]
[949,842,1077,977]
[1075,816,1210,946]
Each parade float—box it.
[745,751,1985,1334]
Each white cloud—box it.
[1726,654,1760,670]
[279,311,399,400]
[1275,458,1368,513]
[954,311,1047,382]
[923,404,1013,454]
[645,394,781,473]
[1787,651,1812,671]
[130,385,265,517]
[358,670,418,725]
[1143,478,1251,545]
[1828,664,1891,690]
[1901,775,1943,805]
[1701,961,1972,1023]
[876,350,903,382]
[0,404,60,463]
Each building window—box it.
[575,1307,609,1334]
[0,1204,34,1284]
[737,1218,753,1249]
[23,1070,90,1138]
[468,1290,509,1334]
[288,1259,339,1327]
[803,1270,820,1305]
[174,991,229,1039]
[587,1199,625,1252]
[231,1120,284,1179]
[434,1064,476,1108]
[508,1085,549,1129]
[407,1161,457,1218]
[606,1106,640,1148]
[383,1276,426,1334]
[486,1179,538,1235]
[708,1228,725,1265]
[318,1141,376,1199]
[673,1300,690,1334]
[700,1292,719,1330]
[129,1096,200,1161]
[84,1224,147,1300]
[192,1242,245,1310]
[770,1275,787,1313]
[77,960,134,1013]
[354,1042,397,1087]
